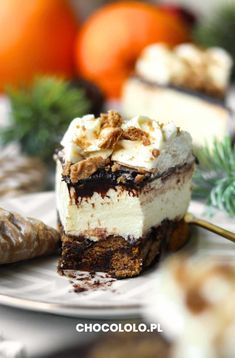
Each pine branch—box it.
[193,137,235,216]
[0,77,91,165]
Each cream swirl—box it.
[112,116,189,171]
[61,114,112,162]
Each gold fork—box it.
[184,212,235,244]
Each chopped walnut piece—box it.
[62,161,71,176]
[99,128,123,150]
[122,127,151,146]
[70,157,106,183]
[134,174,145,184]
[152,149,160,158]
[100,110,123,128]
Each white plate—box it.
[0,191,235,319]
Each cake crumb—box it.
[62,161,71,176]
[117,176,126,184]
[135,174,145,184]
[138,167,148,174]
[152,149,160,158]
[122,127,151,146]
[63,271,116,294]
[74,135,92,149]
[70,157,106,183]
[111,163,121,172]
[100,110,123,128]
[99,128,123,150]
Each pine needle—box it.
[193,137,235,216]
[0,76,90,165]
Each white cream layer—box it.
[56,161,193,241]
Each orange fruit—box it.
[76,1,190,98]
[0,0,78,92]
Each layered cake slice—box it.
[56,111,195,278]
[122,43,233,146]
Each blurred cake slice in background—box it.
[122,43,233,146]
[145,256,235,358]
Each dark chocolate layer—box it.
[58,219,189,279]
[62,161,194,201]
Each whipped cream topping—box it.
[113,116,192,170]
[136,43,233,95]
[60,112,193,172]
[136,43,186,85]
[145,256,235,358]
[61,114,112,162]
